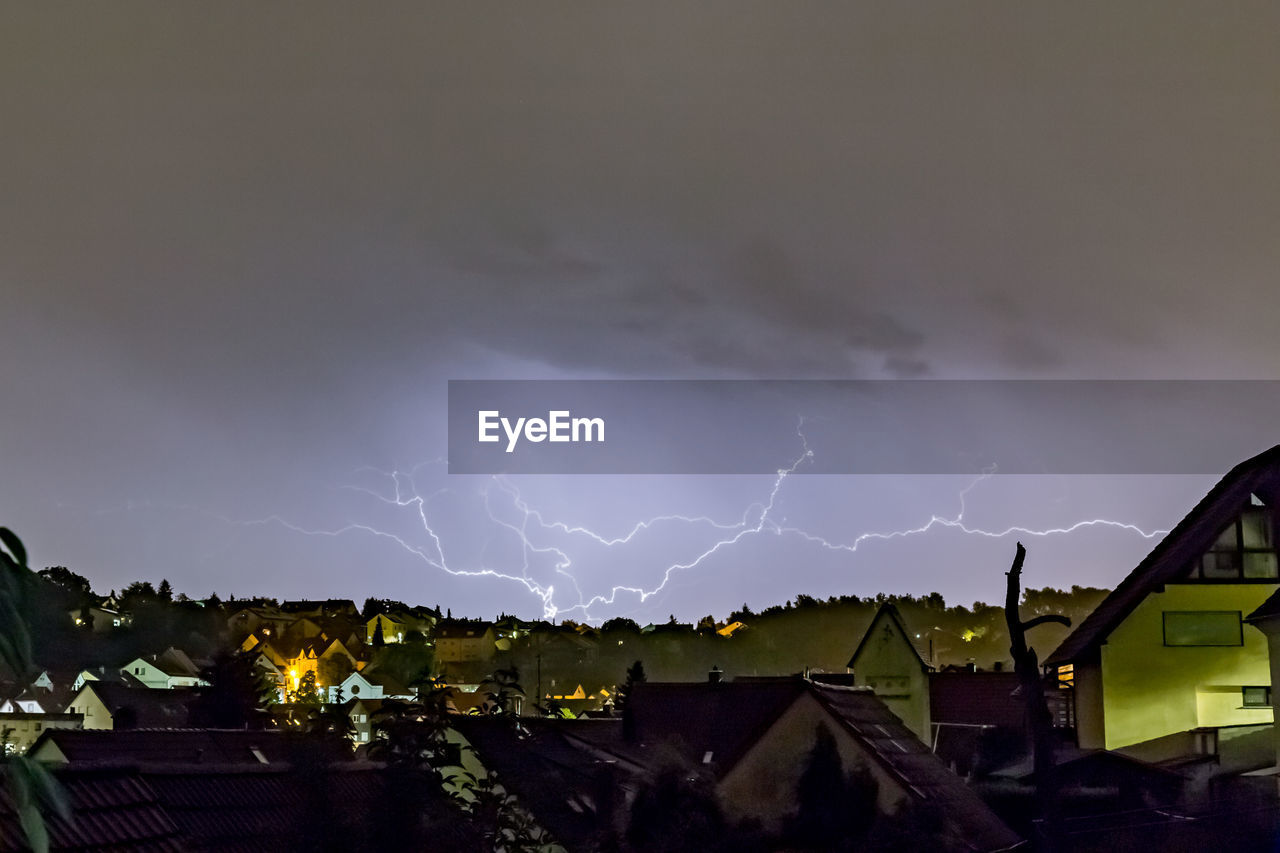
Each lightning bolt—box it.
[68,434,1170,622]
[224,421,1165,621]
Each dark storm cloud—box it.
[6,3,1279,385]
[3,4,1280,613]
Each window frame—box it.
[1162,610,1244,647]
[1186,506,1279,581]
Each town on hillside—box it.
[7,446,1280,850]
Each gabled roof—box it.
[434,620,494,639]
[808,683,1023,852]
[1047,444,1280,666]
[628,679,808,774]
[847,603,932,672]
[73,682,194,727]
[1246,588,1280,625]
[627,677,1020,852]
[452,717,632,848]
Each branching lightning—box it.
[223,427,1168,622]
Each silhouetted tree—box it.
[119,580,157,610]
[623,754,727,853]
[189,651,275,728]
[292,671,321,705]
[372,616,386,648]
[2,528,70,852]
[36,566,94,607]
[157,578,173,603]
[617,660,646,740]
[787,724,878,850]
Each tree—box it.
[318,654,354,692]
[372,616,386,648]
[479,667,523,716]
[292,671,321,705]
[617,660,646,741]
[616,660,646,713]
[36,566,93,606]
[189,651,276,728]
[157,578,173,603]
[623,754,727,853]
[2,529,70,852]
[119,580,157,611]
[787,724,878,850]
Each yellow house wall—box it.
[719,693,906,832]
[67,688,114,730]
[1072,660,1106,750]
[1100,583,1275,750]
[850,617,931,744]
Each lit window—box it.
[1163,611,1243,646]
[1243,686,1272,707]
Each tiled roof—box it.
[629,677,1021,853]
[809,682,1023,852]
[628,679,808,774]
[30,728,348,766]
[142,763,385,852]
[1047,444,1280,665]
[434,621,493,639]
[930,671,1026,729]
[1,761,388,852]
[76,683,194,727]
[0,765,185,852]
[452,717,627,848]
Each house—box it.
[280,599,359,620]
[847,603,934,742]
[622,676,1022,850]
[282,636,361,696]
[120,648,206,689]
[63,682,193,730]
[329,669,415,704]
[717,620,748,638]
[366,611,433,644]
[433,620,497,664]
[367,612,407,644]
[0,712,81,755]
[449,716,631,850]
[345,697,384,745]
[1047,445,1280,756]
[0,691,45,715]
[68,604,130,632]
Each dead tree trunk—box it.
[1004,542,1070,845]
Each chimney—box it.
[708,665,723,685]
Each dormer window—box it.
[1187,507,1278,580]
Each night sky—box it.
[3,5,1279,623]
